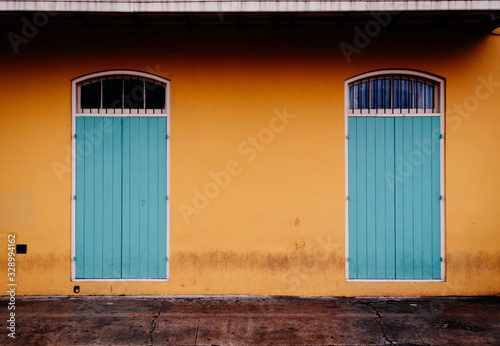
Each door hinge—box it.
[440,257,443,262]
[166,195,169,200]
[166,256,169,262]
[73,257,77,261]
[74,134,77,139]
[74,195,77,200]
[439,195,443,200]
[439,134,443,139]
[166,134,169,139]
[346,135,349,140]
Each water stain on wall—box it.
[174,250,344,274]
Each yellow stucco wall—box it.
[0,24,499,296]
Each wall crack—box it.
[149,300,165,345]
[365,303,394,345]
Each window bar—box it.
[380,77,383,113]
[424,79,427,114]
[100,78,103,112]
[379,77,383,114]
[143,78,147,113]
[122,76,125,114]
[383,75,387,113]
[378,76,382,114]
[400,75,403,113]
[386,75,388,113]
[402,76,405,113]
[84,82,88,112]
[367,79,371,114]
[434,81,438,112]
[414,77,417,112]
[421,78,424,113]
[349,84,354,114]
[153,81,158,114]
[85,81,90,113]
[390,75,394,114]
[104,76,109,114]
[82,83,87,112]
[383,76,386,113]
[387,75,391,114]
[380,76,384,114]
[364,80,370,113]
[357,82,361,113]
[408,75,412,112]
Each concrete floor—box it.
[1,296,499,345]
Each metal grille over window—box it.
[348,74,438,115]
[78,75,167,114]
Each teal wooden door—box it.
[348,117,441,279]
[75,117,167,279]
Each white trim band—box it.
[0,1,498,13]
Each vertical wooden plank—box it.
[139,118,149,278]
[412,118,424,279]
[121,118,131,278]
[366,118,377,278]
[148,118,159,278]
[402,117,414,279]
[348,118,358,278]
[101,117,122,278]
[157,117,168,278]
[374,118,387,278]
[431,117,441,279]
[125,117,142,278]
[101,118,113,278]
[111,118,122,278]
[356,118,368,278]
[93,117,104,278]
[83,117,95,278]
[384,118,396,279]
[75,117,85,278]
[394,117,404,278]
[421,117,433,279]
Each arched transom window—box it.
[347,70,443,115]
[74,71,169,115]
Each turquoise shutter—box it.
[348,117,441,279]
[75,117,167,279]
[75,117,123,279]
[122,117,167,279]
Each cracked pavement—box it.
[1,296,499,345]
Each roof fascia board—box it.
[0,1,499,13]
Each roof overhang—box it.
[1,1,499,13]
